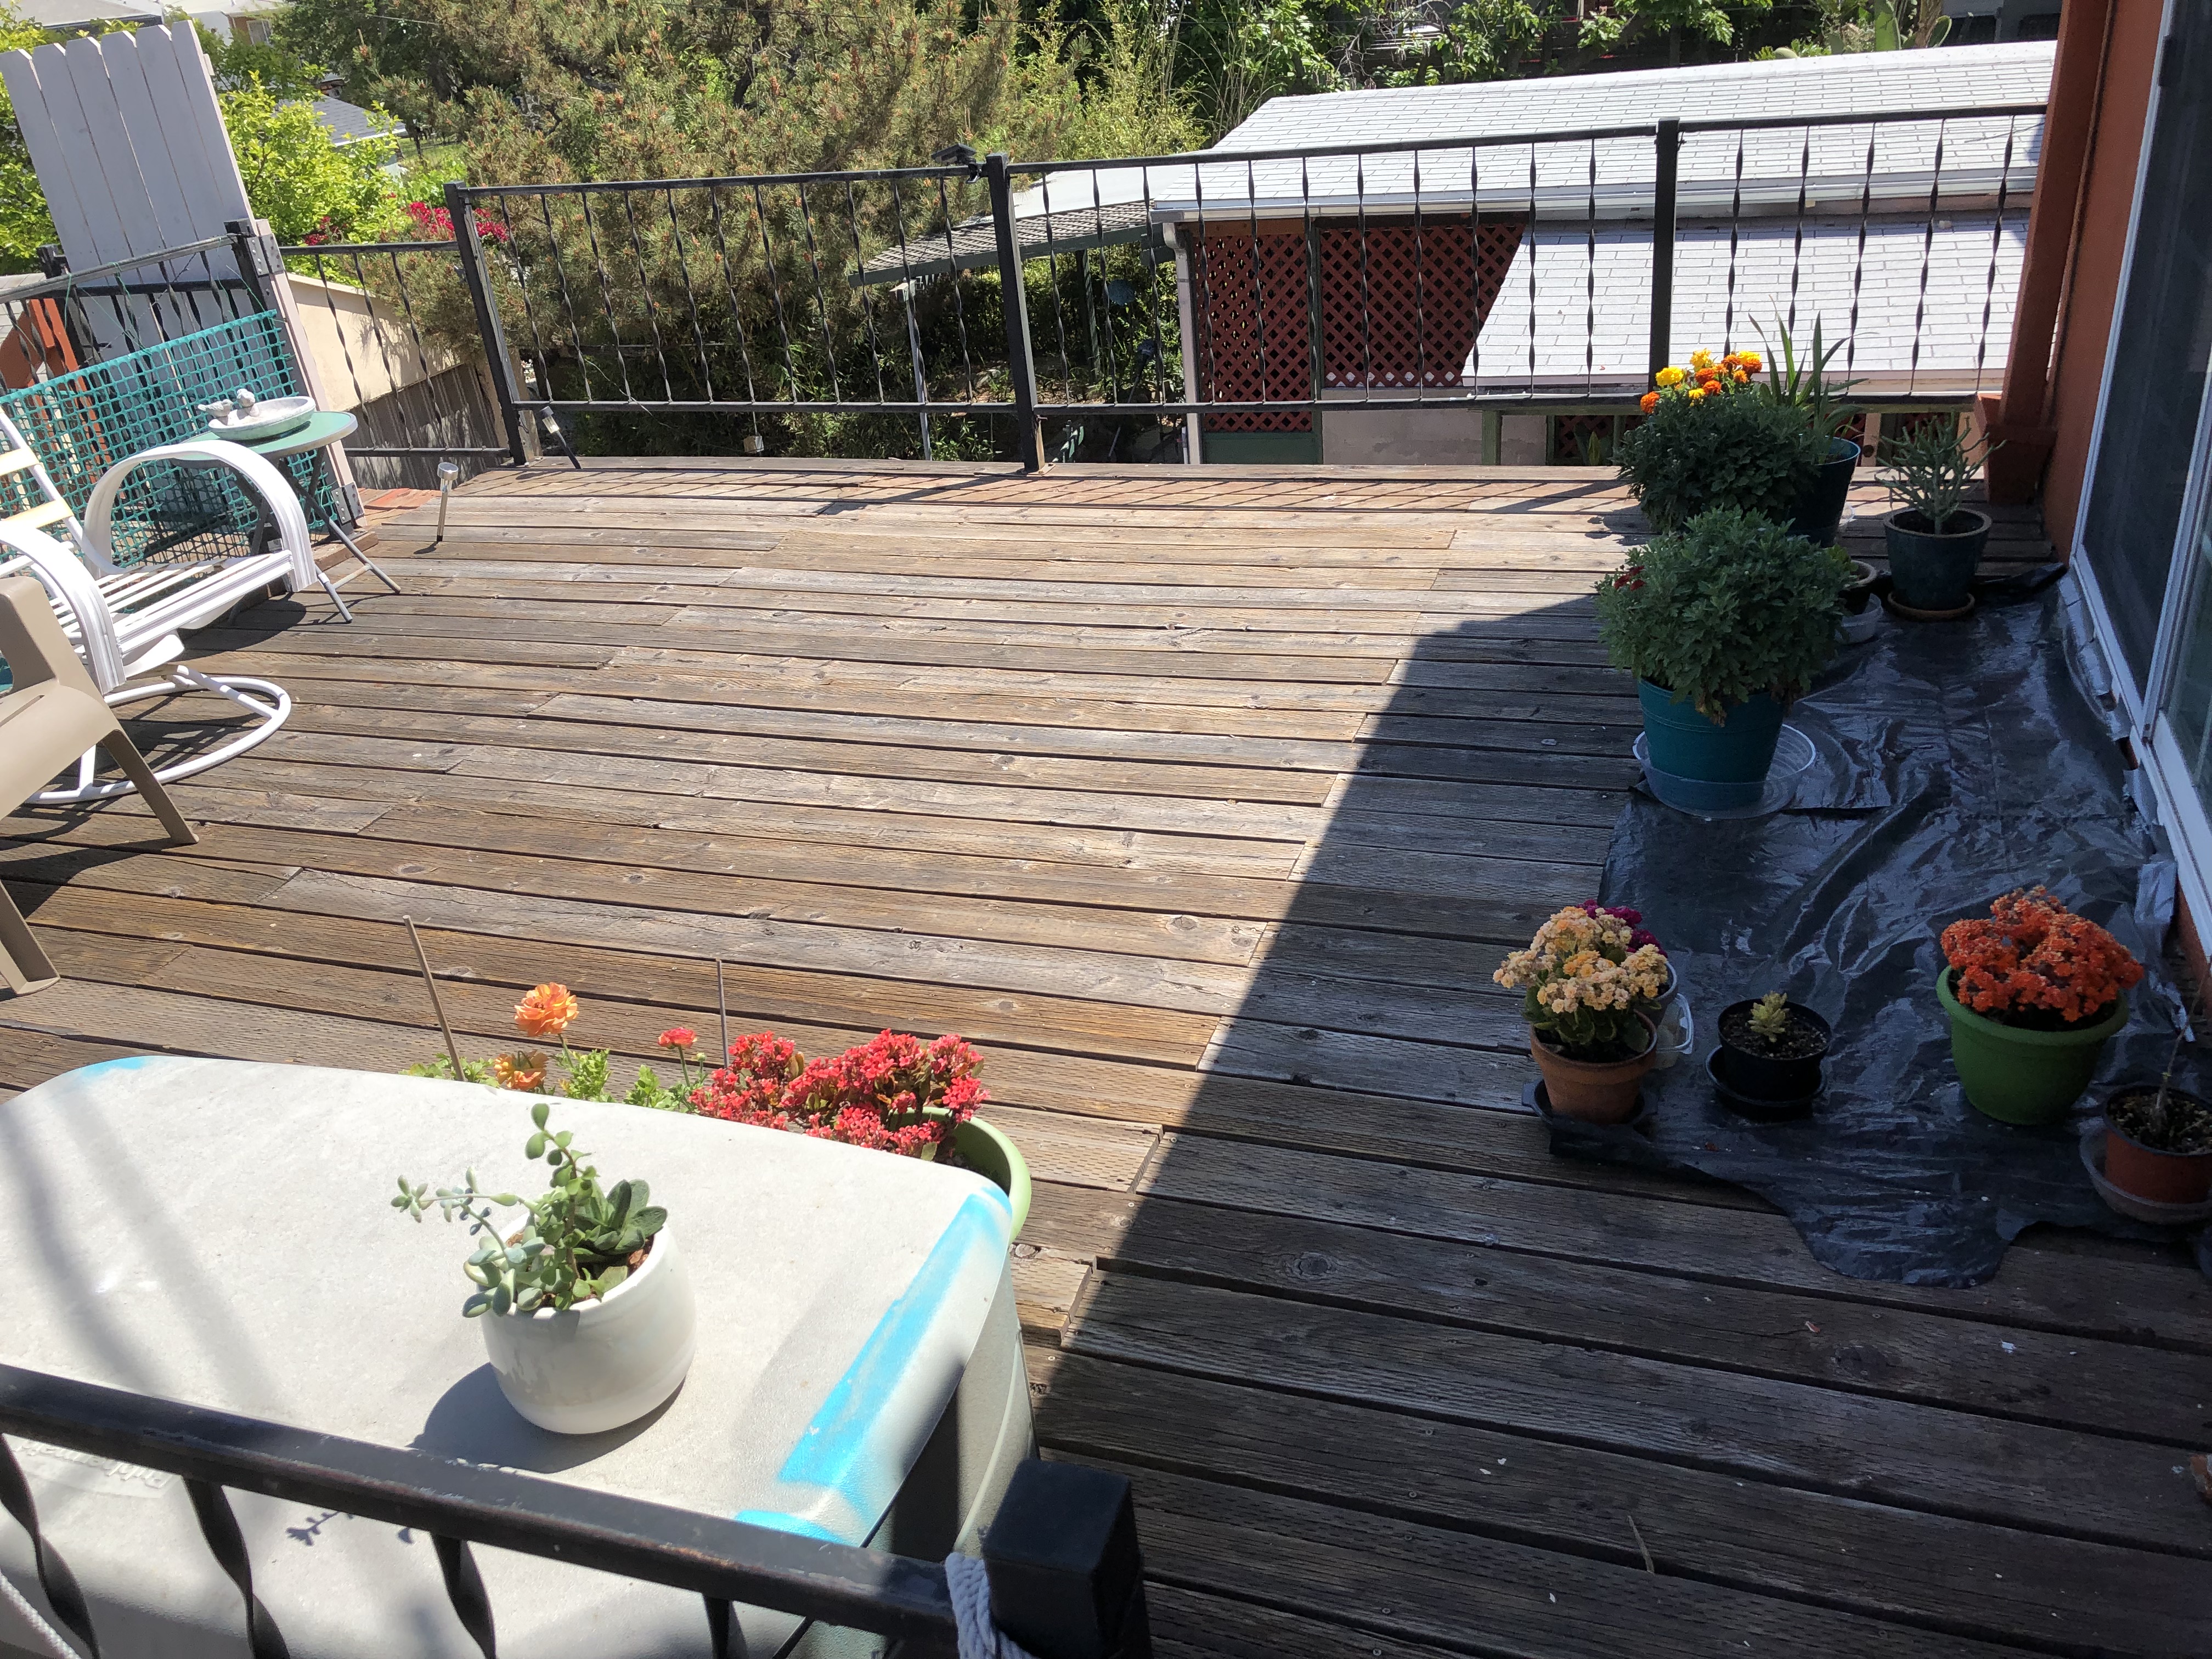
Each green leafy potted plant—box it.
[394,1100,695,1434]
[1936,888,2143,1125]
[1494,906,1671,1122]
[1596,507,1846,810]
[1756,316,1864,548]
[1883,416,1996,614]
[1712,991,1831,1115]
[1617,346,1825,532]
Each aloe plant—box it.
[1754,315,1863,441]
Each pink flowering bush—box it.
[691,1030,988,1158]
[405,200,510,245]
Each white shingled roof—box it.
[1011,43,2050,394]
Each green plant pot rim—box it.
[924,1113,1031,1240]
[1934,968,2130,1046]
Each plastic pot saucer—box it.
[2078,1120,2212,1227]
[1706,1048,1821,1121]
[1633,724,1817,820]
[1522,1077,1653,1132]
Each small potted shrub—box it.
[1596,507,1846,809]
[394,1101,695,1434]
[1883,416,1996,614]
[1619,346,1825,532]
[1713,990,1832,1113]
[2101,1082,2212,1207]
[1756,317,1864,548]
[2098,1010,2212,1206]
[1937,888,2143,1124]
[1494,906,1671,1122]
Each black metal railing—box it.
[277,235,510,490]
[0,1362,1149,1659]
[442,99,2044,470]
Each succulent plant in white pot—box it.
[394,1100,695,1434]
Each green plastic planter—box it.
[946,1116,1032,1238]
[1936,969,2130,1125]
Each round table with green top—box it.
[221,408,398,619]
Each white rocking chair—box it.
[0,410,315,804]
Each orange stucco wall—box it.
[2040,2,2165,552]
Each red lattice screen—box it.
[1319,218,1522,390]
[1192,227,1314,433]
[1192,218,1525,430]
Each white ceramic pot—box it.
[478,1227,697,1434]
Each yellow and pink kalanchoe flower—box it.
[1493,906,1671,1013]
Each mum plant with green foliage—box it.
[1595,507,1846,718]
[393,1100,669,1316]
[1615,355,1825,532]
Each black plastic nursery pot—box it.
[1885,508,1990,612]
[1715,1000,1832,1102]
[1786,437,1861,549]
[1841,559,1878,614]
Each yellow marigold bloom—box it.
[1689,348,1714,371]
[493,1051,548,1092]
[1686,386,1707,402]
[1654,365,1686,388]
[515,982,579,1039]
[1737,350,1762,371]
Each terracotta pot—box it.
[2101,1088,2212,1206]
[1530,1015,1658,1124]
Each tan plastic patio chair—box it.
[0,574,195,995]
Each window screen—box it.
[2080,20,2212,696]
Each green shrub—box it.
[1595,507,1845,717]
[1614,389,1825,532]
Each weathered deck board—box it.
[6,459,2203,1658]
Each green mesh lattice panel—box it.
[0,311,335,568]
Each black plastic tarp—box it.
[1558,578,2212,1285]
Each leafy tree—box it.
[219,74,407,242]
[0,4,54,270]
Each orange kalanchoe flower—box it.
[492,1051,548,1092]
[1939,887,2143,1027]
[515,983,580,1039]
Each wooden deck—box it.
[4,460,2208,1658]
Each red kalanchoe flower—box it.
[685,1029,988,1156]
[1939,887,2142,1026]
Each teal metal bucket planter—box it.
[1637,682,1785,808]
[1786,437,1861,548]
[1936,969,2129,1126]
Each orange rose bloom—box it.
[493,1052,548,1092]
[515,983,579,1039]
[1639,391,1660,414]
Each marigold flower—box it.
[493,1052,548,1092]
[1737,350,1762,371]
[1639,391,1660,414]
[1654,365,1686,388]
[515,983,579,1039]
[658,1026,697,1050]
[1731,368,1749,383]
[1689,348,1714,371]
[1686,386,1707,402]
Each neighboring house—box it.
[997,42,2052,462]
[2016,0,2212,965]
[1943,0,2063,45]
[183,0,284,46]
[13,0,160,29]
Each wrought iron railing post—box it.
[447,182,531,467]
[1649,117,1681,383]
[984,152,1045,472]
[983,1460,1150,1659]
